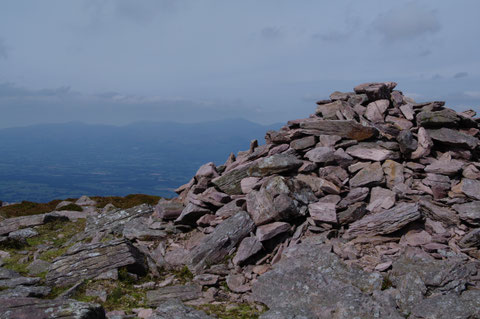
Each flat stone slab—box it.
[346,143,398,161]
[46,239,147,286]
[299,119,378,141]
[427,128,479,149]
[0,213,66,236]
[349,162,384,188]
[453,201,480,226]
[146,285,202,307]
[0,297,105,319]
[346,203,421,239]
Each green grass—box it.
[172,265,194,284]
[381,275,393,290]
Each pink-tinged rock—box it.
[268,144,290,156]
[226,274,251,293]
[318,166,349,187]
[385,115,413,130]
[298,161,317,173]
[338,187,369,209]
[290,136,316,150]
[308,202,337,224]
[423,242,448,253]
[134,308,153,318]
[296,174,340,195]
[196,214,217,227]
[425,155,464,176]
[233,237,264,266]
[411,127,433,160]
[453,201,480,226]
[346,203,421,238]
[422,173,450,199]
[403,230,432,247]
[452,178,480,200]
[316,100,356,120]
[346,143,398,161]
[425,218,447,234]
[400,103,415,120]
[299,119,378,141]
[463,164,480,180]
[375,261,392,272]
[195,162,219,180]
[349,162,384,188]
[304,146,336,163]
[248,154,303,177]
[256,222,290,241]
[318,135,342,147]
[348,162,371,173]
[382,160,405,189]
[215,198,244,219]
[419,199,460,226]
[365,100,390,123]
[367,187,396,213]
[240,177,261,194]
[354,82,395,100]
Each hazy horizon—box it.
[1,1,479,129]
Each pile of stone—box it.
[152,81,480,317]
[2,81,480,318]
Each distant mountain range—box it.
[0,119,282,202]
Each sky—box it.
[0,0,479,128]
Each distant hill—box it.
[0,119,282,202]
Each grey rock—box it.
[0,297,105,319]
[428,128,479,149]
[422,173,451,200]
[419,199,460,226]
[453,201,480,225]
[0,267,20,280]
[7,228,38,241]
[26,259,51,276]
[252,237,402,319]
[349,162,384,188]
[416,108,460,127]
[154,199,184,220]
[346,203,421,238]
[248,154,303,177]
[0,213,66,236]
[304,146,335,163]
[194,162,219,180]
[365,99,389,123]
[354,82,395,100]
[425,156,464,176]
[454,178,480,200]
[0,276,40,288]
[410,290,480,319]
[308,202,337,224]
[187,211,255,272]
[397,129,418,155]
[233,237,263,266]
[367,187,396,213]
[411,127,434,159]
[146,285,202,307]
[215,199,245,219]
[299,119,378,141]
[316,100,356,120]
[0,285,51,298]
[46,239,147,286]
[338,187,369,209]
[212,162,253,195]
[122,217,167,240]
[226,274,251,293]
[150,299,214,319]
[76,195,97,206]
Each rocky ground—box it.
[1,81,480,319]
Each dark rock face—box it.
[46,239,147,286]
[0,297,105,319]
[146,285,202,307]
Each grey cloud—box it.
[431,74,442,80]
[0,38,8,59]
[373,2,441,42]
[260,27,283,40]
[453,72,468,79]
[312,31,349,43]
[114,0,178,24]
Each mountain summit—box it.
[1,82,480,318]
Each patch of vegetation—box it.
[0,200,63,218]
[27,219,86,248]
[57,203,83,211]
[196,303,266,319]
[172,265,194,284]
[93,194,161,209]
[381,275,393,290]
[2,253,30,275]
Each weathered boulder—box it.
[458,228,480,248]
[174,203,211,226]
[346,203,421,238]
[187,211,255,272]
[248,154,303,177]
[154,199,184,220]
[308,201,337,224]
[0,297,105,319]
[256,222,290,241]
[46,239,147,286]
[365,99,389,123]
[349,162,384,188]
[212,162,253,195]
[252,237,402,318]
[416,108,460,127]
[453,201,480,225]
[452,178,480,200]
[233,237,264,266]
[428,128,479,149]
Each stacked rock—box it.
[156,81,480,274]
